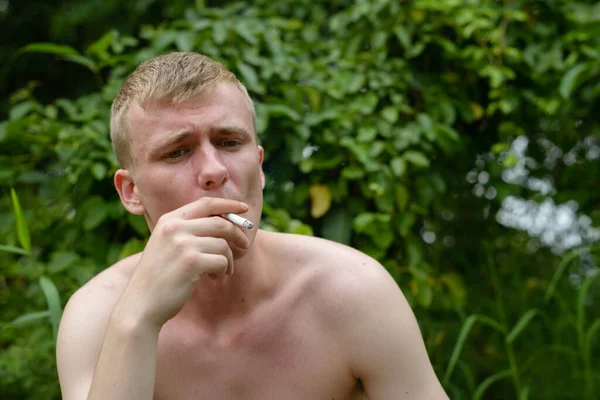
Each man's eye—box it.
[220,140,240,147]
[165,149,188,159]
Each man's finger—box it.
[173,197,249,220]
[185,217,250,250]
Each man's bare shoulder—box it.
[56,253,141,398]
[263,230,398,309]
[265,232,447,398]
[66,252,140,308]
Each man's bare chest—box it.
[153,305,359,399]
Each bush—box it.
[0,1,599,398]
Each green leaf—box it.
[394,26,411,49]
[61,54,98,72]
[9,101,38,120]
[0,244,29,256]
[357,126,377,142]
[192,20,211,31]
[10,188,31,252]
[213,22,228,44]
[371,31,388,49]
[322,208,353,245]
[390,157,407,177]
[347,74,366,94]
[506,309,540,344]
[9,311,50,328]
[267,104,301,121]
[91,163,107,180]
[584,319,600,357]
[304,87,321,111]
[545,246,590,303]
[520,385,531,400]
[407,237,423,265]
[19,42,79,57]
[411,267,433,307]
[440,273,467,307]
[86,29,118,57]
[559,63,589,99]
[233,23,258,45]
[175,31,197,52]
[473,370,512,400]
[83,204,109,231]
[395,184,410,211]
[341,165,365,180]
[353,213,375,233]
[48,252,80,275]
[381,106,399,124]
[578,271,599,335]
[444,314,505,384]
[236,61,261,93]
[403,151,430,168]
[39,276,62,342]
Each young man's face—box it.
[120,82,264,243]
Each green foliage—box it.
[0,0,599,399]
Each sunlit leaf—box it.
[403,151,430,168]
[48,252,80,275]
[91,163,107,180]
[212,22,228,44]
[309,184,331,218]
[390,157,407,177]
[473,370,512,400]
[19,43,79,57]
[395,184,409,211]
[559,63,589,99]
[39,276,62,342]
[83,205,109,231]
[10,188,31,252]
[9,311,50,328]
[0,244,29,256]
[62,54,98,72]
[444,314,505,384]
[175,31,197,52]
[545,246,590,303]
[469,102,485,120]
[507,309,540,344]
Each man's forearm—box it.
[87,312,160,400]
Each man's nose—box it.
[195,146,229,190]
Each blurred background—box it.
[0,0,599,399]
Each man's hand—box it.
[57,198,251,400]
[116,197,250,330]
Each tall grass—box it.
[444,244,599,399]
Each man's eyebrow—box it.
[210,125,253,138]
[151,130,194,153]
[150,126,253,154]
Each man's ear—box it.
[114,169,146,215]
[258,145,265,189]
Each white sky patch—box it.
[493,135,600,254]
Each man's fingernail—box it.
[241,202,249,208]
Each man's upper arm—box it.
[56,279,122,400]
[340,260,449,400]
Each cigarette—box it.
[222,213,254,229]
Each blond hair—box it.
[110,52,254,169]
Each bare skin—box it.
[56,82,449,399]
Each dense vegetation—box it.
[0,0,598,399]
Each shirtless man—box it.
[56,52,449,400]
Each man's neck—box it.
[178,230,278,327]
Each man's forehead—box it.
[126,94,255,153]
[127,84,252,128]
